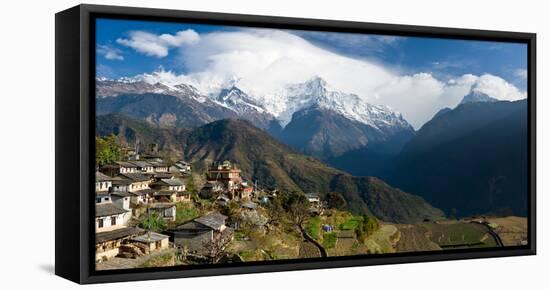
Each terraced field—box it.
[420,222,498,249]
[486,216,528,246]
[395,224,441,252]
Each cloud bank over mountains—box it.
[104,28,527,129]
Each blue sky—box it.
[96,18,527,90]
[96,18,528,128]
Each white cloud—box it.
[116,29,200,58]
[471,74,527,101]
[121,29,526,129]
[514,68,528,80]
[97,44,124,60]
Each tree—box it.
[139,212,167,234]
[285,192,311,228]
[96,134,121,167]
[203,230,233,264]
[355,215,380,243]
[326,192,347,210]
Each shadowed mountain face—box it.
[97,115,444,223]
[384,100,528,217]
[279,106,414,160]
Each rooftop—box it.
[149,202,175,209]
[131,231,170,243]
[159,178,184,186]
[129,161,154,168]
[130,188,154,196]
[193,212,227,230]
[96,203,128,217]
[96,171,112,182]
[114,161,138,168]
[120,173,150,182]
[96,227,145,244]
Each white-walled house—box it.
[100,161,139,177]
[96,171,112,192]
[148,203,177,222]
[95,202,129,233]
[129,161,155,174]
[110,191,132,224]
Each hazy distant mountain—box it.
[385,99,528,217]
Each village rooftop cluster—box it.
[95,143,323,267]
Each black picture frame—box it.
[55,4,536,284]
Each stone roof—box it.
[130,188,154,196]
[120,173,150,182]
[96,171,112,182]
[194,212,227,230]
[96,227,145,244]
[131,231,170,243]
[129,161,154,168]
[96,202,128,217]
[160,178,184,186]
[114,161,138,168]
[149,202,175,209]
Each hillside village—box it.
[95,137,528,270]
[95,141,333,269]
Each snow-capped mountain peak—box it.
[96,74,413,133]
[460,90,498,105]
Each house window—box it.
[111,216,117,226]
[98,218,104,228]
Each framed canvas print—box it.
[55,4,536,284]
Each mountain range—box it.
[96,74,529,218]
[96,76,414,160]
[96,114,444,224]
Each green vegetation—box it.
[306,216,321,240]
[326,192,347,210]
[355,215,380,243]
[339,216,362,231]
[95,134,121,167]
[139,212,167,232]
[137,252,174,268]
[175,203,200,224]
[421,222,497,248]
[322,232,337,249]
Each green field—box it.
[339,216,362,231]
[420,222,497,248]
[306,216,322,240]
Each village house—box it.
[130,232,171,254]
[95,171,112,192]
[171,160,192,174]
[167,212,232,253]
[200,181,224,199]
[149,161,170,173]
[95,202,130,232]
[110,179,152,205]
[305,193,323,215]
[152,172,174,181]
[239,181,254,200]
[206,161,254,200]
[100,161,139,176]
[120,146,139,161]
[207,161,242,191]
[129,161,155,174]
[151,178,190,202]
[148,203,177,222]
[95,227,145,262]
